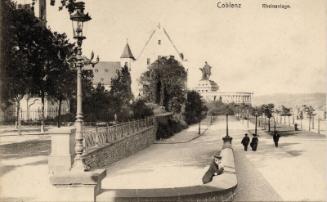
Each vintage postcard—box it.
[0,0,326,201]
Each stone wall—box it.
[83,126,156,169]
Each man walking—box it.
[250,134,259,151]
[273,131,280,147]
[241,133,250,151]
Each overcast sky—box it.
[42,0,327,95]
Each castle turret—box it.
[120,42,135,71]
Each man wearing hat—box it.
[241,133,250,151]
[202,154,224,184]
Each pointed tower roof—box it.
[120,43,135,60]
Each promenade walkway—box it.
[234,120,327,201]
[1,117,326,201]
[101,118,223,189]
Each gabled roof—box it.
[120,43,135,60]
[137,24,185,61]
[92,61,121,85]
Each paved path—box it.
[102,118,224,189]
[234,121,327,201]
[1,117,326,201]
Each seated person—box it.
[202,154,224,184]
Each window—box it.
[158,40,161,45]
[147,58,151,65]
[100,78,104,82]
[105,69,108,73]
[95,69,99,73]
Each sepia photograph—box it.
[0,0,326,201]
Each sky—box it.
[21,0,327,95]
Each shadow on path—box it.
[0,139,50,160]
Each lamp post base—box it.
[222,135,233,144]
[71,157,90,172]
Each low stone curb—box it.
[97,141,237,202]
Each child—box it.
[202,154,224,184]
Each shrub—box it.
[156,119,186,140]
[131,99,154,119]
[184,91,207,124]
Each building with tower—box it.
[91,24,188,98]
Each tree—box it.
[261,104,274,132]
[303,105,315,131]
[83,84,111,122]
[1,0,46,129]
[281,105,291,125]
[49,32,75,127]
[26,22,64,132]
[140,57,187,113]
[110,64,133,121]
[184,91,206,124]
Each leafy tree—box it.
[1,0,47,128]
[303,105,315,131]
[26,22,63,132]
[110,64,133,121]
[184,91,206,124]
[83,84,111,122]
[261,104,274,132]
[140,57,187,113]
[280,105,291,124]
[49,32,75,127]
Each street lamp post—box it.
[255,112,258,135]
[68,1,99,171]
[222,113,233,144]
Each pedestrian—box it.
[273,131,280,147]
[250,133,258,151]
[241,133,250,151]
[202,154,224,184]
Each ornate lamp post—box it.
[68,1,99,171]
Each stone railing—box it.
[83,117,155,152]
[81,116,157,169]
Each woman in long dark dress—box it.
[250,134,259,151]
[202,154,224,184]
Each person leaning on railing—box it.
[202,154,224,184]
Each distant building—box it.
[89,43,135,91]
[90,24,188,98]
[91,62,121,90]
[132,24,188,97]
[195,62,253,105]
